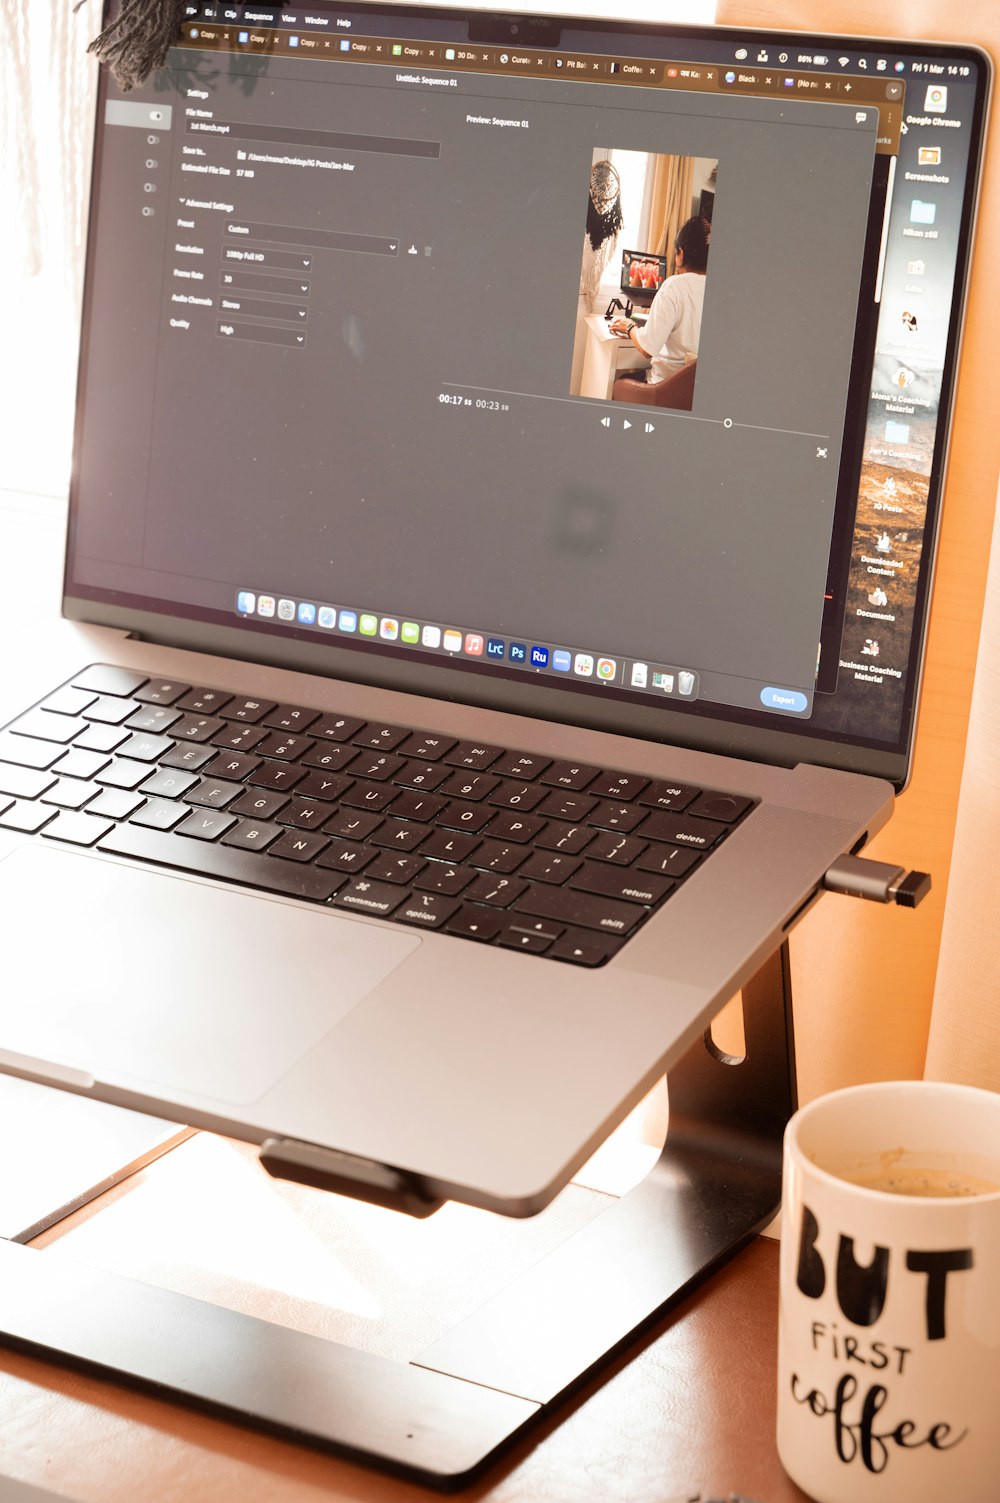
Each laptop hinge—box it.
[259,1138,443,1218]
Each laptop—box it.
[0,4,990,1217]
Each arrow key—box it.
[444,905,502,943]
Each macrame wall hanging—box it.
[581,158,624,306]
[76,0,188,92]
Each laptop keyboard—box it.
[0,665,755,967]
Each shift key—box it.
[513,884,643,938]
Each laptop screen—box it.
[65,4,990,788]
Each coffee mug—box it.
[776,1081,1000,1503]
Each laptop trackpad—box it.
[0,844,420,1106]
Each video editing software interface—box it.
[69,4,986,758]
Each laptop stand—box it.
[0,942,795,1489]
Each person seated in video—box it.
[610,216,709,383]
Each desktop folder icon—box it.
[909,199,937,225]
[885,420,911,444]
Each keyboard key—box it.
[0,764,56,799]
[310,714,366,742]
[396,761,450,791]
[586,831,648,866]
[398,731,456,761]
[0,732,62,770]
[371,820,429,853]
[444,906,503,942]
[230,789,290,820]
[170,714,225,743]
[134,679,190,705]
[51,748,110,780]
[549,934,618,967]
[638,780,698,812]
[388,789,447,823]
[340,781,397,813]
[569,861,671,906]
[220,697,276,724]
[367,852,427,885]
[41,778,99,810]
[535,822,593,855]
[74,722,130,754]
[277,798,328,829]
[255,732,312,762]
[436,801,495,834]
[294,771,353,803]
[322,807,383,841]
[687,791,754,823]
[487,782,547,812]
[463,873,527,908]
[470,839,527,874]
[100,823,344,902]
[332,879,408,917]
[10,709,88,744]
[263,704,320,733]
[398,893,462,929]
[350,751,407,782]
[413,864,475,897]
[88,788,146,820]
[245,760,307,792]
[541,760,600,791]
[498,923,559,954]
[119,732,175,763]
[139,768,200,800]
[589,773,649,801]
[175,810,237,842]
[0,800,57,833]
[315,840,377,874]
[518,851,582,884]
[95,758,151,791]
[491,752,551,780]
[41,686,98,716]
[588,802,645,833]
[82,695,141,725]
[202,751,263,782]
[484,811,546,844]
[211,724,268,753]
[301,742,358,772]
[129,797,187,831]
[538,791,598,823]
[445,741,503,771]
[41,810,116,847]
[220,819,282,852]
[125,705,182,734]
[269,830,330,864]
[160,742,216,770]
[420,829,481,863]
[441,771,500,802]
[353,723,409,752]
[636,845,701,879]
[176,688,232,715]
[513,885,644,938]
[185,780,243,809]
[639,811,727,850]
[72,665,148,696]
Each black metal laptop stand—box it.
[0,943,795,1489]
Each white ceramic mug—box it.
[777,1081,1000,1503]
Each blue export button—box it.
[760,687,809,714]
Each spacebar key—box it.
[99,823,344,901]
[513,885,643,938]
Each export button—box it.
[760,687,809,714]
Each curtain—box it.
[648,156,695,275]
[924,479,1000,1090]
